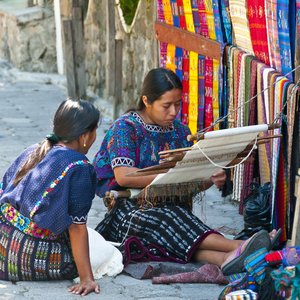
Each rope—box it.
[197,64,300,135]
[195,135,258,169]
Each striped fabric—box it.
[0,211,77,281]
[157,0,167,67]
[228,0,254,54]
[277,0,293,80]
[95,199,219,264]
[247,0,270,65]
[265,0,281,71]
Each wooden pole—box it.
[113,39,123,119]
[105,0,116,100]
[154,21,221,61]
[62,2,86,99]
[72,6,86,98]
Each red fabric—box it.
[265,250,283,265]
[247,0,270,65]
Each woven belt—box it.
[1,203,58,240]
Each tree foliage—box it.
[119,0,139,26]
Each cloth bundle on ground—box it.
[74,228,123,283]
[123,261,228,285]
[219,246,300,300]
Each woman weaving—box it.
[0,99,100,296]
[94,68,278,275]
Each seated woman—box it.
[93,68,274,276]
[0,99,100,296]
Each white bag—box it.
[74,227,123,282]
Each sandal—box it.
[221,230,271,276]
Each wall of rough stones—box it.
[0,4,56,73]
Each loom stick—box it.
[159,135,281,162]
[186,123,281,142]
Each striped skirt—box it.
[0,205,77,281]
[95,199,219,265]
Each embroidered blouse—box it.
[0,145,96,234]
[93,111,192,197]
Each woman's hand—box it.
[68,224,100,296]
[69,279,100,296]
[210,169,226,189]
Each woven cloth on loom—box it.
[265,0,281,71]
[247,0,270,66]
[228,0,254,54]
[145,125,269,199]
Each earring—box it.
[83,142,86,147]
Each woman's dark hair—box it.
[136,68,182,110]
[14,98,100,186]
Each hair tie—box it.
[46,133,60,144]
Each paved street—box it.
[0,61,243,299]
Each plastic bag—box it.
[235,182,271,240]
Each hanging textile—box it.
[228,0,254,54]
[277,0,293,81]
[157,0,167,67]
[265,0,281,71]
[183,0,198,134]
[247,0,270,66]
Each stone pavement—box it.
[0,61,243,299]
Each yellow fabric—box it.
[162,0,173,25]
[166,44,176,72]
[188,51,199,134]
[182,0,195,32]
[203,0,216,40]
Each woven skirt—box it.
[0,208,77,281]
[95,199,219,265]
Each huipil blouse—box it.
[93,111,192,197]
[0,144,96,235]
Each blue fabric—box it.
[0,145,96,234]
[277,0,293,81]
[93,111,192,197]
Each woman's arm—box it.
[68,223,100,296]
[114,166,157,188]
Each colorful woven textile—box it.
[198,55,205,130]
[204,57,213,128]
[271,264,300,299]
[247,0,270,66]
[229,0,254,54]
[277,0,293,81]
[256,63,271,185]
[0,210,77,281]
[265,0,281,71]
[157,0,167,67]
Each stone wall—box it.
[84,0,158,114]
[0,4,56,73]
